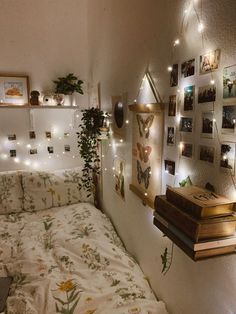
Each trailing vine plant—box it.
[77,107,108,198]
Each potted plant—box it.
[53,73,83,106]
[77,107,108,203]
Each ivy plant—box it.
[53,73,83,95]
[77,107,108,197]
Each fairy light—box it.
[56,154,59,158]
[104,168,107,171]
[26,144,31,149]
[213,118,216,122]
[167,66,173,72]
[198,22,204,33]
[72,155,75,159]
[112,167,115,171]
[48,156,52,159]
[134,99,137,103]
[16,142,21,145]
[120,139,123,143]
[76,114,79,118]
[233,119,236,124]
[210,79,215,85]
[1,154,8,160]
[179,142,184,150]
[24,160,31,166]
[174,39,180,46]
[102,154,105,158]
[177,89,181,93]
[14,157,20,163]
[223,155,227,161]
[125,120,129,124]
[144,192,148,196]
[32,162,39,169]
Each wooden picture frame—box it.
[0,74,29,106]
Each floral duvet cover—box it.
[0,203,167,314]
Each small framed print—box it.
[8,134,16,141]
[222,105,236,133]
[223,65,236,99]
[9,149,16,157]
[167,126,175,146]
[184,85,195,111]
[220,143,235,173]
[29,131,36,139]
[201,111,214,138]
[164,159,175,175]
[181,59,195,78]
[199,49,220,74]
[198,85,216,103]
[47,146,54,154]
[64,144,70,152]
[199,145,214,163]
[181,142,193,158]
[180,117,193,132]
[30,148,37,155]
[170,64,178,87]
[168,95,176,116]
[0,74,29,106]
[64,132,70,138]
[45,131,52,139]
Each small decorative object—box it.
[43,92,55,106]
[199,49,220,74]
[223,65,236,98]
[0,74,29,106]
[168,95,176,116]
[198,85,216,103]
[170,64,178,87]
[184,86,194,111]
[53,93,65,106]
[181,59,195,78]
[30,90,40,106]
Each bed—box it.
[0,168,167,314]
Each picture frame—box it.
[184,85,195,111]
[181,59,195,78]
[167,126,176,146]
[114,156,125,200]
[222,105,236,133]
[168,95,176,116]
[170,64,178,87]
[198,85,216,103]
[220,143,235,173]
[181,142,193,159]
[199,49,220,74]
[201,111,214,138]
[223,65,236,99]
[164,159,175,175]
[199,145,215,163]
[0,74,29,106]
[180,117,193,133]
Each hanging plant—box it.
[77,107,108,197]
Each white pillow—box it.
[0,171,24,214]
[22,168,94,212]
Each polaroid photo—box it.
[8,134,16,141]
[220,143,235,173]
[45,131,52,139]
[184,85,195,111]
[199,145,215,163]
[164,159,175,175]
[223,64,236,99]
[199,49,220,74]
[181,59,195,78]
[198,85,216,103]
[170,64,178,87]
[180,117,193,133]
[201,111,214,138]
[181,143,193,159]
[167,126,175,146]
[222,105,236,133]
[168,95,176,116]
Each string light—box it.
[125,120,129,124]
[167,66,173,72]
[198,22,204,33]
[174,39,180,46]
[210,79,215,85]
[14,157,20,163]
[144,192,148,196]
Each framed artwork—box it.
[8,134,16,141]
[198,85,216,103]
[10,150,16,157]
[168,95,176,116]
[222,105,236,133]
[170,64,178,87]
[184,85,195,111]
[114,157,125,200]
[112,94,127,138]
[199,49,220,74]
[181,142,193,159]
[29,131,36,139]
[30,149,38,155]
[0,74,29,106]
[164,160,175,175]
[201,111,214,138]
[167,126,175,146]
[181,59,195,78]
[223,65,236,99]
[129,103,163,208]
[199,145,215,163]
[220,143,235,173]
[180,117,193,132]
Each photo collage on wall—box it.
[167,48,236,173]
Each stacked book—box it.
[153,186,236,261]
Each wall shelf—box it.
[0,105,79,109]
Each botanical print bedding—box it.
[0,203,167,314]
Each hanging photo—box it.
[167,126,175,146]
[170,64,178,87]
[220,143,235,173]
[47,146,54,154]
[64,132,70,138]
[181,143,193,158]
[199,145,215,163]
[9,150,16,157]
[180,117,193,132]
[64,144,70,152]
[45,131,52,139]
[29,131,36,139]
[184,85,195,111]
[164,160,175,175]
[222,105,236,133]
[168,95,176,116]
[223,65,236,99]
[114,157,125,200]
[199,49,220,74]
[30,148,37,155]
[181,59,195,78]
[198,85,216,103]
[201,111,214,138]
[8,134,16,141]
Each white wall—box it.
[88,1,236,314]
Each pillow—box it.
[22,168,94,212]
[0,171,24,214]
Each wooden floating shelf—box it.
[0,105,79,109]
[129,102,164,113]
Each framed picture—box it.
[223,65,236,99]
[184,85,195,111]
[0,74,29,106]
[164,159,175,175]
[170,64,178,87]
[198,85,216,103]
[199,49,220,74]
[181,142,193,158]
[168,95,176,116]
[167,126,175,146]
[220,143,235,173]
[30,148,38,155]
[199,145,215,163]
[201,111,214,138]
[29,131,36,139]
[181,59,195,78]
[180,117,193,132]
[222,105,236,133]
[114,156,125,200]
[8,134,16,141]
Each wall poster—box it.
[129,103,164,208]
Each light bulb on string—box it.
[174,39,180,46]
[210,79,215,85]
[167,66,173,72]
[198,22,204,33]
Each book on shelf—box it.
[154,195,236,242]
[166,186,235,219]
[153,214,236,261]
